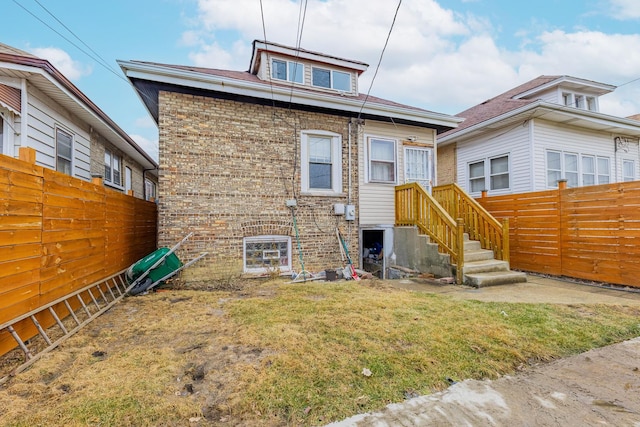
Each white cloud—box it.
[180,0,640,117]
[134,115,156,129]
[28,47,92,81]
[608,0,640,19]
[130,134,159,162]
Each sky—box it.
[3,0,640,162]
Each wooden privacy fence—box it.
[0,150,157,357]
[477,180,640,288]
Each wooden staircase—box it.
[461,235,527,287]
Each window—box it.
[564,153,578,187]
[574,95,585,109]
[368,138,396,183]
[145,178,156,201]
[623,160,635,182]
[582,156,595,186]
[546,150,611,187]
[104,149,122,186]
[243,235,291,273]
[562,93,573,106]
[561,91,598,112]
[311,67,351,91]
[271,59,304,83]
[468,155,509,193]
[587,97,597,111]
[490,156,509,190]
[56,128,72,175]
[404,147,432,191]
[597,157,610,184]
[547,151,562,187]
[469,161,485,192]
[300,131,342,194]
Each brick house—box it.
[438,75,640,197]
[0,43,158,199]
[119,40,461,281]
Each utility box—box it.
[345,204,356,221]
[334,203,345,215]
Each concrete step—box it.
[462,259,509,275]
[464,248,495,262]
[464,240,481,251]
[465,270,528,288]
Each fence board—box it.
[479,181,640,287]
[0,153,157,358]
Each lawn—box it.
[1,279,639,426]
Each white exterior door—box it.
[404,147,432,192]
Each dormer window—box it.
[562,91,598,112]
[271,59,304,84]
[312,67,351,92]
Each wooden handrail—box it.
[395,183,463,275]
[432,183,508,262]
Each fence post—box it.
[91,174,103,186]
[18,147,36,164]
[557,179,566,275]
[502,218,509,264]
[456,218,465,285]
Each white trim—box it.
[55,125,74,176]
[403,146,433,192]
[118,60,463,129]
[300,130,343,196]
[467,153,511,195]
[366,135,398,184]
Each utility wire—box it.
[358,0,402,118]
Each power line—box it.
[358,0,402,118]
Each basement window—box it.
[243,236,292,274]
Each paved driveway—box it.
[328,275,640,426]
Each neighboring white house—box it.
[0,43,157,199]
[438,75,640,196]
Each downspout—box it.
[20,78,28,154]
[348,119,352,205]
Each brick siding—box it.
[158,91,359,282]
[437,142,457,185]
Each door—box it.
[404,147,432,192]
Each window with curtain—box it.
[369,138,396,183]
[308,136,332,189]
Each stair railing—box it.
[432,183,509,263]
[395,182,465,283]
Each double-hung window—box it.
[56,128,73,175]
[547,150,611,187]
[623,160,636,182]
[301,131,342,194]
[311,67,351,91]
[104,149,122,186]
[271,59,304,84]
[468,155,510,193]
[368,138,396,183]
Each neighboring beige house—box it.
[119,40,461,280]
[438,75,640,197]
[0,43,157,199]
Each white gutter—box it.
[118,60,463,129]
[439,101,640,144]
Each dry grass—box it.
[1,279,639,426]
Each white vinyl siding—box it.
[359,123,435,225]
[26,87,91,180]
[532,120,619,191]
[456,124,529,194]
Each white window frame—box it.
[623,159,636,182]
[404,146,432,192]
[145,178,156,201]
[125,166,132,192]
[561,91,598,112]
[55,126,73,176]
[467,154,510,194]
[367,136,397,184]
[104,149,123,188]
[546,149,611,188]
[311,66,352,91]
[300,130,342,195]
[243,235,292,274]
[271,58,304,84]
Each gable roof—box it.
[439,75,640,143]
[118,59,462,132]
[0,43,158,171]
